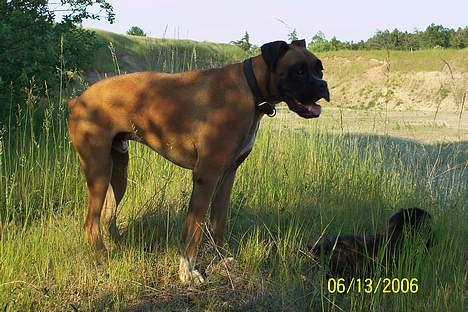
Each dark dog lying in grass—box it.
[310,207,432,276]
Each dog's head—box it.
[261,39,330,118]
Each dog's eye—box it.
[296,69,305,76]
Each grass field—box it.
[91,29,247,74]
[0,31,467,311]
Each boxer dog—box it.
[68,39,330,284]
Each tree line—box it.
[232,24,468,53]
[310,24,468,52]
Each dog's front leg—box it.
[209,151,251,246]
[209,168,237,246]
[179,166,222,284]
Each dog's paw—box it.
[179,256,205,285]
[221,256,236,267]
[180,268,205,285]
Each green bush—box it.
[0,0,112,119]
[127,26,146,37]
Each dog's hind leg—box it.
[101,140,129,244]
[72,130,113,252]
[81,159,112,251]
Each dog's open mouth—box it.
[296,99,322,116]
[286,97,323,118]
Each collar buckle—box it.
[258,102,276,117]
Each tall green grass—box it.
[91,29,247,73]
[0,85,81,225]
[0,100,466,310]
[0,40,466,310]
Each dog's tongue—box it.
[306,103,321,115]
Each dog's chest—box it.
[237,119,260,157]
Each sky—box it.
[81,0,468,44]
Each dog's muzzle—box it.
[285,79,330,119]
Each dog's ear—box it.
[261,40,289,72]
[291,39,306,48]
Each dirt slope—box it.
[320,50,468,112]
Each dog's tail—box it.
[66,97,80,134]
[67,97,78,109]
[379,207,432,252]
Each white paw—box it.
[179,256,205,285]
[222,257,236,266]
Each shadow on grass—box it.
[91,132,466,311]
[97,201,319,310]
[341,133,468,173]
[119,201,186,253]
[340,133,468,206]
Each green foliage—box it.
[127,26,146,37]
[288,28,298,42]
[58,0,115,24]
[309,31,363,52]
[0,0,56,94]
[308,31,332,52]
[309,24,468,52]
[421,23,450,48]
[449,27,468,48]
[0,0,113,118]
[366,29,420,50]
[231,31,253,52]
[92,29,247,73]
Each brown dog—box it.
[311,208,433,276]
[67,39,330,284]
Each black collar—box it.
[242,58,276,117]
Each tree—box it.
[231,31,252,52]
[288,28,298,42]
[53,0,115,24]
[0,0,114,111]
[401,31,420,51]
[127,26,146,37]
[330,37,343,51]
[449,27,468,48]
[308,31,332,52]
[366,29,420,50]
[421,24,450,48]
[366,30,393,49]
